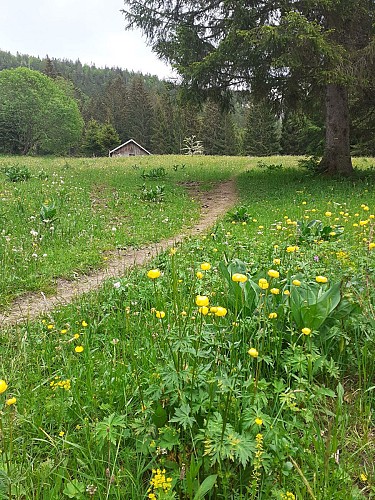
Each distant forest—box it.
[0,49,374,156]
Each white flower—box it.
[113,281,121,289]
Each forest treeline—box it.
[0,50,374,156]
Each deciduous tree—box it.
[0,67,83,154]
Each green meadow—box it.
[0,156,374,499]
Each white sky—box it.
[0,0,173,79]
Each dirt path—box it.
[1,179,238,326]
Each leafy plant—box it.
[257,160,283,171]
[141,166,167,179]
[228,205,251,222]
[298,155,321,172]
[296,219,344,244]
[140,183,165,202]
[40,200,58,225]
[3,165,31,182]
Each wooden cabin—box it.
[109,139,151,157]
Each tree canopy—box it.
[0,67,83,155]
[122,0,375,174]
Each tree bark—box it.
[319,83,353,176]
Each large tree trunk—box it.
[319,84,353,176]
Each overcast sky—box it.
[0,0,173,79]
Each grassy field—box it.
[0,156,374,499]
[0,155,242,308]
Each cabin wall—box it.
[110,143,148,157]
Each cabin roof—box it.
[109,139,151,155]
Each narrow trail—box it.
[1,179,238,326]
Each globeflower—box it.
[267,269,279,279]
[268,312,277,319]
[258,278,269,290]
[5,397,16,406]
[302,327,312,335]
[155,311,165,319]
[369,242,375,250]
[0,380,8,394]
[270,288,280,295]
[248,348,259,358]
[147,269,161,279]
[215,307,227,317]
[232,273,248,283]
[316,275,328,283]
[75,345,84,353]
[199,306,209,315]
[196,271,203,279]
[292,279,301,286]
[286,246,298,253]
[200,262,211,271]
[196,295,209,307]
[255,417,263,426]
[273,258,281,265]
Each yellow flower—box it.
[147,269,161,279]
[273,258,281,265]
[196,271,203,279]
[292,279,301,286]
[5,397,16,406]
[359,220,369,226]
[59,431,65,437]
[200,262,211,271]
[199,306,209,315]
[60,329,67,334]
[0,380,8,394]
[316,275,328,283]
[281,492,296,500]
[255,417,263,426]
[302,327,311,335]
[196,295,209,307]
[325,211,332,217]
[169,247,177,255]
[248,348,259,358]
[232,273,248,283]
[81,321,88,327]
[47,324,54,330]
[181,310,187,317]
[286,246,298,253]
[284,290,290,296]
[155,311,165,319]
[369,242,375,250]
[258,278,269,290]
[360,473,368,482]
[74,333,80,339]
[268,312,277,319]
[267,269,279,278]
[215,307,227,317]
[75,345,84,353]
[270,288,280,295]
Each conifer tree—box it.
[243,101,280,156]
[123,0,375,175]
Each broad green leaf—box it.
[193,475,218,500]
